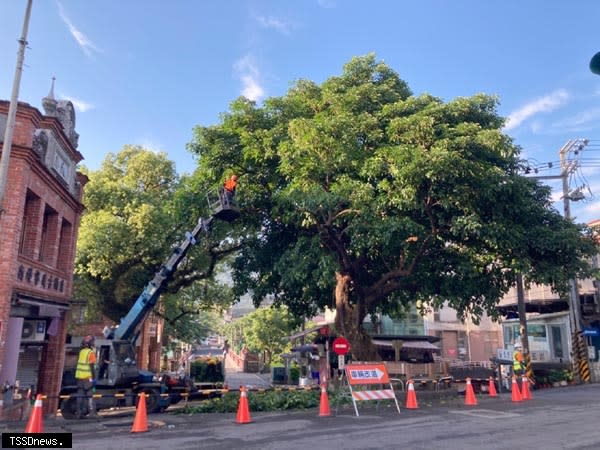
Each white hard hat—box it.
[514,342,521,349]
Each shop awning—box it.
[372,339,440,351]
[496,299,569,317]
[14,295,70,317]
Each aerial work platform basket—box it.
[207,188,240,222]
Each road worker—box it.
[75,335,97,418]
[513,342,526,377]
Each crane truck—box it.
[59,192,239,419]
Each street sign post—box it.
[332,337,350,355]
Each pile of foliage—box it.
[178,388,353,414]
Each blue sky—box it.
[2,0,600,223]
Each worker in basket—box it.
[223,174,238,205]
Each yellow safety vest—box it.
[513,350,524,372]
[75,348,94,379]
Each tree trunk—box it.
[334,272,380,361]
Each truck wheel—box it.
[60,397,78,420]
[138,388,161,413]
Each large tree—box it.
[188,55,598,359]
[75,145,239,326]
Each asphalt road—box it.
[3,384,600,450]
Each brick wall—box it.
[0,100,86,417]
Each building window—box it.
[550,325,564,359]
[39,205,58,265]
[19,190,41,258]
[57,218,73,272]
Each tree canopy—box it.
[74,145,238,335]
[186,54,597,359]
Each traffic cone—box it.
[464,378,478,406]
[131,393,149,433]
[488,376,498,397]
[235,386,252,424]
[405,380,419,409]
[318,383,331,417]
[521,375,532,400]
[511,376,522,402]
[24,394,44,433]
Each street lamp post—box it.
[0,0,33,217]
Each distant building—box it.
[0,85,87,415]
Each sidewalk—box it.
[223,354,272,390]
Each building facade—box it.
[0,90,87,414]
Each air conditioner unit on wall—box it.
[21,320,46,342]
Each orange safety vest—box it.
[224,178,237,192]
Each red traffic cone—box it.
[25,394,44,433]
[131,393,149,433]
[521,375,532,400]
[405,380,419,409]
[464,378,478,406]
[488,376,498,397]
[235,386,252,424]
[511,376,522,402]
[318,383,331,417]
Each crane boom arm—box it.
[113,216,214,341]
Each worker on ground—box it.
[75,335,97,418]
[513,342,526,378]
[223,174,238,205]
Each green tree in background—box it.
[74,145,239,330]
[188,54,598,360]
[224,306,298,366]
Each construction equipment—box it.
[59,190,239,419]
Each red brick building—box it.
[0,88,87,415]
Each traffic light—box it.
[590,52,600,75]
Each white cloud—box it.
[317,0,337,8]
[550,107,600,131]
[56,1,101,57]
[255,15,292,35]
[62,94,93,112]
[137,138,165,153]
[234,55,265,102]
[504,89,569,131]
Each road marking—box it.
[448,409,521,419]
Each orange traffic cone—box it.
[521,375,532,400]
[131,393,149,433]
[511,376,522,402]
[488,376,498,397]
[235,386,252,424]
[405,380,419,409]
[464,378,478,406]
[24,394,44,433]
[318,383,331,417]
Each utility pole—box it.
[529,139,591,383]
[515,273,534,381]
[0,0,33,217]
